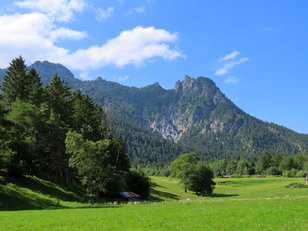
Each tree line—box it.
[209,152,308,178]
[0,56,150,199]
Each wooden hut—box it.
[119,192,141,202]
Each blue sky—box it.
[1,0,308,134]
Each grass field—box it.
[0,174,308,230]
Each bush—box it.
[264,167,281,176]
[286,183,307,188]
[296,170,308,178]
[283,171,290,177]
[230,174,243,178]
[283,169,298,177]
[124,170,151,199]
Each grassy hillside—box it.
[0,172,86,210]
[0,173,307,230]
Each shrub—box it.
[125,170,151,199]
[283,169,298,177]
[296,170,308,178]
[264,167,281,176]
[230,174,243,178]
[286,183,307,188]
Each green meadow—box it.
[0,175,308,231]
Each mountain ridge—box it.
[1,61,308,164]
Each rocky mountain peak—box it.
[142,81,164,91]
[175,75,225,101]
[31,61,75,82]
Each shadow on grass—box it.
[149,188,180,202]
[0,171,82,202]
[0,189,68,211]
[0,171,84,211]
[151,181,166,189]
[209,193,239,198]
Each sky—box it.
[0,0,308,134]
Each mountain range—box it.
[1,61,308,165]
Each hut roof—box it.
[120,192,141,199]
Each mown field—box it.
[0,175,308,231]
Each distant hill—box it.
[1,61,308,165]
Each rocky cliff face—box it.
[146,75,236,142]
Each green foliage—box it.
[295,170,308,178]
[125,170,151,198]
[282,168,299,177]
[66,131,128,198]
[1,56,27,105]
[279,156,294,171]
[212,159,227,177]
[0,56,130,199]
[226,160,237,175]
[285,182,308,188]
[236,159,251,175]
[255,152,272,174]
[293,154,306,170]
[186,163,215,195]
[170,152,199,192]
[264,167,281,176]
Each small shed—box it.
[221,175,231,178]
[306,174,308,186]
[119,192,141,202]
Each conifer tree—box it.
[1,56,27,105]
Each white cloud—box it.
[0,1,183,71]
[0,13,89,67]
[0,15,183,71]
[215,53,249,76]
[224,76,239,84]
[134,7,145,13]
[63,26,184,70]
[127,6,145,15]
[96,7,114,21]
[118,75,130,81]
[49,27,87,41]
[14,0,85,22]
[218,50,239,63]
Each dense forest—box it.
[0,56,151,199]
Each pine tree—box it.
[1,56,27,105]
[27,67,43,106]
[45,74,72,124]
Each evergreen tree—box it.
[1,56,27,105]
[6,99,47,174]
[45,74,72,125]
[27,67,43,106]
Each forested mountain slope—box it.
[1,61,308,164]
